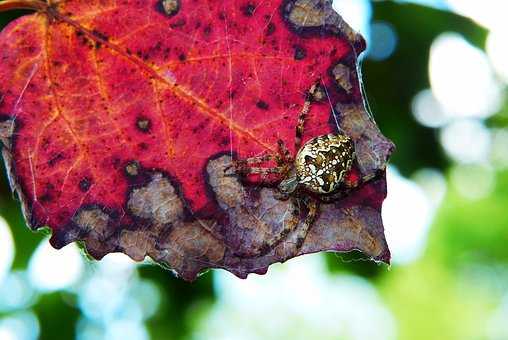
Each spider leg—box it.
[295,96,311,152]
[232,154,275,167]
[292,198,319,251]
[226,154,282,175]
[295,84,319,152]
[359,173,377,185]
[319,191,347,203]
[238,166,286,176]
[277,139,293,163]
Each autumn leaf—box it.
[0,0,394,281]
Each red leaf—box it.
[0,0,394,281]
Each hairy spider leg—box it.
[295,84,318,152]
[229,140,295,181]
[293,198,319,250]
[277,139,293,163]
[239,166,286,175]
[230,154,276,171]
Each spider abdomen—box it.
[295,134,355,194]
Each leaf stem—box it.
[0,0,48,13]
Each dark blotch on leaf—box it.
[170,18,186,29]
[203,25,212,36]
[294,45,306,60]
[48,153,64,167]
[178,53,187,61]
[40,193,52,203]
[241,2,256,16]
[79,178,92,192]
[157,0,180,17]
[266,22,276,35]
[91,29,109,42]
[256,100,269,110]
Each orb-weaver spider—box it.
[231,83,369,257]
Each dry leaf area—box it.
[0,0,394,280]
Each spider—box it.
[230,83,370,257]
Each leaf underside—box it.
[0,0,394,281]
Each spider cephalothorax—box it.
[231,83,368,258]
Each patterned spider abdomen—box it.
[295,134,355,194]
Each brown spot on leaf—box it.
[127,172,184,225]
[158,0,180,17]
[153,221,226,281]
[283,0,362,48]
[206,156,246,209]
[311,84,326,102]
[286,0,327,27]
[120,229,155,261]
[332,63,352,93]
[73,207,111,237]
[125,161,141,177]
[136,116,151,132]
[69,206,118,257]
[0,119,14,148]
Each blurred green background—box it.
[1,0,508,339]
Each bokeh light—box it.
[0,311,40,340]
[368,21,398,61]
[490,129,508,169]
[194,255,396,340]
[486,30,508,83]
[487,294,508,340]
[450,164,495,201]
[411,89,450,128]
[445,0,508,31]
[0,216,14,284]
[28,238,84,292]
[383,167,436,264]
[0,271,37,312]
[411,168,447,209]
[439,119,491,164]
[333,0,372,40]
[429,32,502,120]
